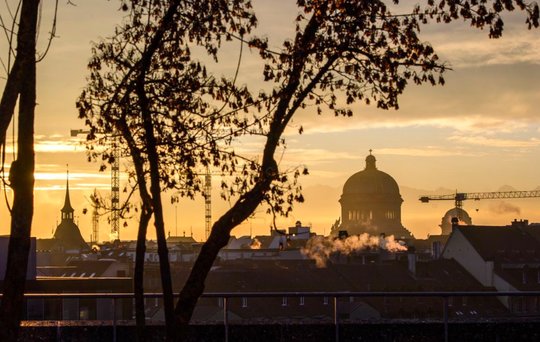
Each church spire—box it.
[61,168,74,220]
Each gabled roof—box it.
[456,226,540,262]
[167,236,197,244]
[54,220,89,251]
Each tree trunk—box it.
[117,117,154,342]
[140,102,176,340]
[174,180,272,331]
[173,11,325,339]
[0,1,39,341]
[132,4,182,339]
[136,69,176,341]
[134,205,152,342]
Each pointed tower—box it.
[61,172,74,221]
[53,171,89,251]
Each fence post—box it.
[334,296,339,342]
[113,297,117,342]
[443,296,448,342]
[224,297,229,342]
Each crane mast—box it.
[204,168,212,240]
[110,139,120,241]
[71,129,121,242]
[92,191,99,245]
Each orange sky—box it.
[1,1,540,242]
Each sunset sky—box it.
[1,1,540,242]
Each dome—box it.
[440,207,472,235]
[342,153,400,196]
[337,151,412,239]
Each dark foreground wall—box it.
[18,321,540,342]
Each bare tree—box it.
[0,1,40,340]
[77,1,256,340]
[173,0,539,334]
[79,0,538,341]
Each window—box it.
[218,298,223,308]
[281,297,288,307]
[323,297,329,305]
[299,297,305,306]
[241,297,247,308]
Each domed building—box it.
[439,207,472,235]
[335,151,413,239]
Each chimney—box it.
[407,246,416,275]
[451,217,459,232]
[512,219,529,229]
[338,230,349,239]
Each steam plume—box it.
[301,233,407,268]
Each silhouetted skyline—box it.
[1,1,539,241]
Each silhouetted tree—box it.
[79,1,538,341]
[77,1,256,340]
[0,1,40,341]
[173,0,539,334]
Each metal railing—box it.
[3,291,540,342]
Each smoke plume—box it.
[301,233,407,268]
[249,238,262,249]
[489,201,521,215]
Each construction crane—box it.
[71,129,121,242]
[91,189,99,244]
[204,168,212,240]
[419,190,540,209]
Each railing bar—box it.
[224,297,229,342]
[443,296,448,342]
[333,296,339,342]
[113,297,117,342]
[5,291,540,299]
